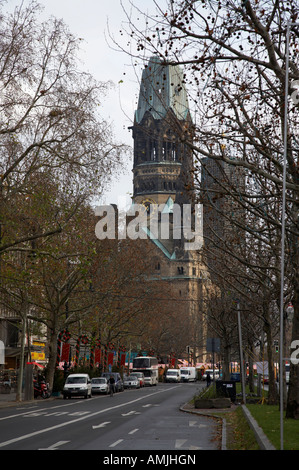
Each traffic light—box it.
[274,340,279,353]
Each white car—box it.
[91,377,109,394]
[63,373,92,399]
[202,369,219,381]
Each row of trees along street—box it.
[118,0,299,418]
[0,1,196,396]
[0,1,129,396]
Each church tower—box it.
[130,56,209,364]
[131,55,193,210]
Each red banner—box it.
[95,348,101,364]
[120,352,126,366]
[108,352,114,366]
[61,343,70,362]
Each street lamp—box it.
[279,19,299,451]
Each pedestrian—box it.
[109,375,115,396]
[206,371,211,387]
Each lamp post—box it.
[279,19,298,451]
[237,301,246,404]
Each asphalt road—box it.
[0,382,220,452]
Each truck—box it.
[180,367,197,382]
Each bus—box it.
[132,356,159,386]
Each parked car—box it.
[91,377,109,394]
[101,372,124,392]
[123,374,140,389]
[63,373,92,399]
[202,369,219,381]
[130,371,145,387]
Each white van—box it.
[165,369,181,383]
[63,373,92,399]
[180,367,197,382]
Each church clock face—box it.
[141,197,157,218]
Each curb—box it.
[241,404,276,450]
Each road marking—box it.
[142,404,159,408]
[0,399,85,421]
[109,439,123,448]
[38,441,70,450]
[0,386,180,448]
[92,421,111,429]
[128,428,138,435]
[121,410,140,416]
[175,439,187,449]
[175,439,201,450]
[23,412,47,418]
[189,420,207,428]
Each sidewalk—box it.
[180,400,276,451]
[0,391,57,407]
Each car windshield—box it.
[92,378,105,384]
[66,377,86,384]
[127,375,137,380]
[167,371,177,375]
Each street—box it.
[0,382,220,451]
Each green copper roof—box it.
[135,56,190,123]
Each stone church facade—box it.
[129,56,210,363]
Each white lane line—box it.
[38,440,70,450]
[0,386,179,448]
[92,421,111,429]
[121,410,140,416]
[128,429,138,435]
[109,439,123,448]
[0,399,84,421]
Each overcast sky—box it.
[6,0,166,206]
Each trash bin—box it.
[216,381,236,402]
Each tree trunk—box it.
[263,307,278,405]
[286,283,299,419]
[222,341,231,381]
[248,343,255,394]
[16,314,26,401]
[45,320,59,393]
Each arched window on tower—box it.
[150,140,157,161]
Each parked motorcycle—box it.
[33,379,50,398]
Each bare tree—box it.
[118,0,299,417]
[0,1,127,255]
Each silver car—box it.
[123,374,140,389]
[91,377,109,394]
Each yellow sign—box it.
[31,352,45,360]
[32,341,46,347]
